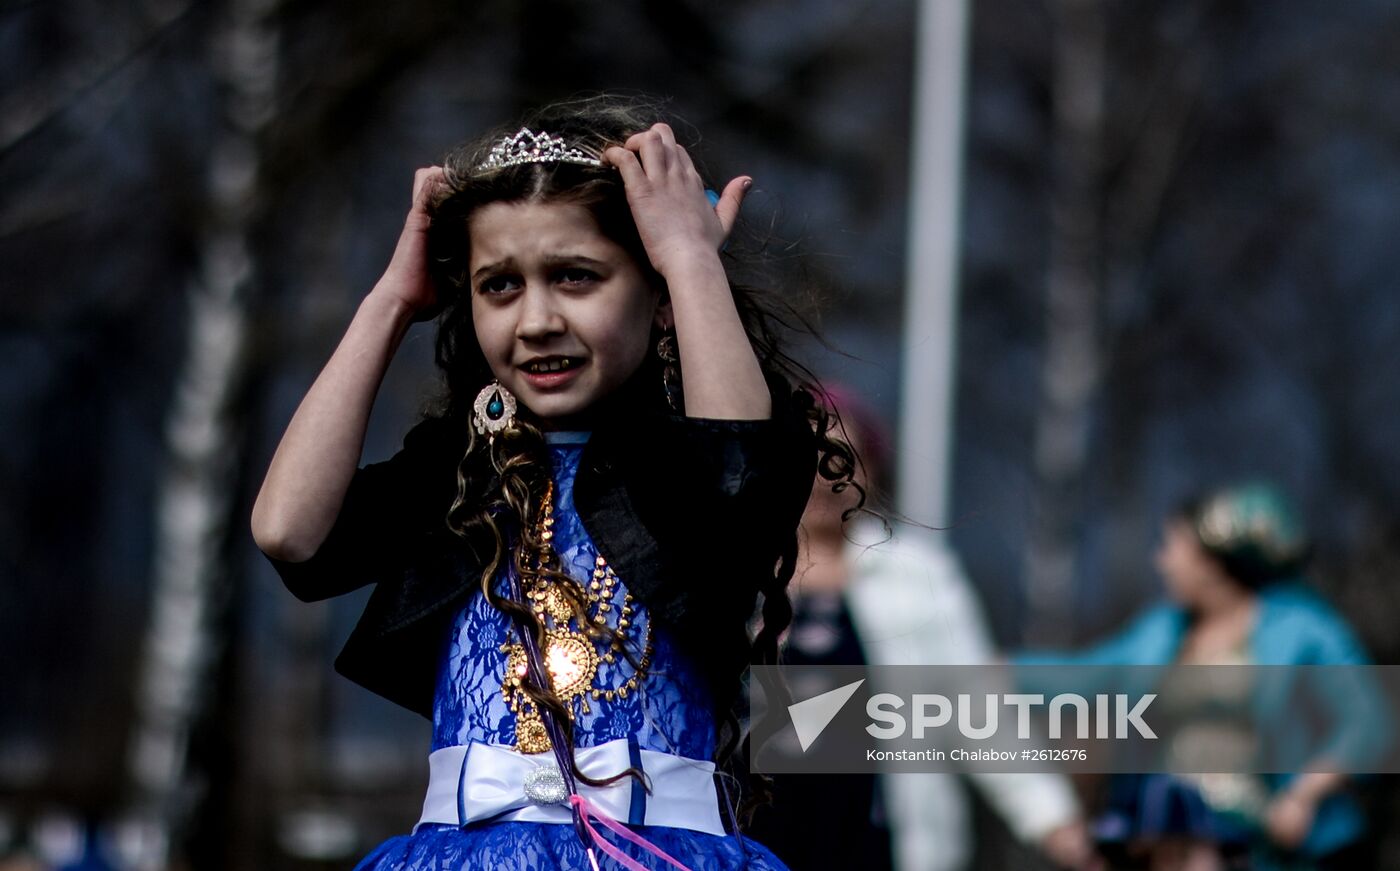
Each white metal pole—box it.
[898,0,971,529]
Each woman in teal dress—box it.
[1017,483,1390,870]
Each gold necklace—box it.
[500,480,654,754]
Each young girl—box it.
[251,95,854,870]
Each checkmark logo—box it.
[788,679,865,752]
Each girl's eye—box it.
[477,275,521,295]
[557,267,599,286]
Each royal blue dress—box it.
[354,433,790,870]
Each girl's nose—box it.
[515,285,565,340]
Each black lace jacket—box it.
[264,378,817,721]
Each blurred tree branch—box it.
[0,0,193,158]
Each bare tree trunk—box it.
[1023,0,1106,646]
[122,0,280,866]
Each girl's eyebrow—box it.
[471,258,515,282]
[542,254,609,269]
[471,254,609,282]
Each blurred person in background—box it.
[749,387,1101,871]
[1018,483,1389,871]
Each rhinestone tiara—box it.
[475,127,604,173]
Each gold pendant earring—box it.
[657,331,682,413]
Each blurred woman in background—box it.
[1019,483,1388,871]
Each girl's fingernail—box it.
[742,178,753,191]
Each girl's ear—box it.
[653,298,674,332]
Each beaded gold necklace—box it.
[500,480,654,754]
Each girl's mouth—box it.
[523,356,582,374]
[520,356,584,388]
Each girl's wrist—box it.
[654,245,726,286]
[1283,775,1331,806]
[361,287,422,331]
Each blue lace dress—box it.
[354,433,790,870]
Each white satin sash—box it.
[414,738,726,836]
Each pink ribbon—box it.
[569,793,694,871]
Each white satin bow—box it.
[415,738,726,835]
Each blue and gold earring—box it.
[472,380,517,443]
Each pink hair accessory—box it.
[569,793,694,871]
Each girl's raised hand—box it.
[373,166,446,322]
[603,123,751,279]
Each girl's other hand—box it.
[1040,820,1104,870]
[373,166,445,322]
[1264,789,1317,849]
[603,123,750,279]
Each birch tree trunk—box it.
[123,0,280,866]
[1023,0,1106,646]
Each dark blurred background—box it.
[4,0,1400,868]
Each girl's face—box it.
[467,200,667,427]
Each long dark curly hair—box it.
[422,93,862,822]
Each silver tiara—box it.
[475,127,604,173]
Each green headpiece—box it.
[1193,481,1311,587]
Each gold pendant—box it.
[538,585,575,622]
[501,479,654,754]
[515,712,551,755]
[543,628,599,697]
[506,627,600,752]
